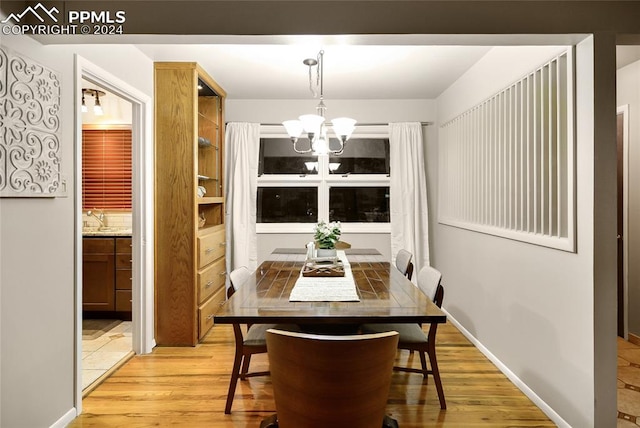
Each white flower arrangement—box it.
[313,220,342,249]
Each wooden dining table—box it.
[214,248,447,327]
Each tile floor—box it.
[618,337,640,426]
[82,321,132,390]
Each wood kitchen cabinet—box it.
[83,238,115,312]
[83,236,132,317]
[155,62,227,346]
[115,237,133,312]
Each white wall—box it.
[433,45,598,427]
[227,99,437,263]
[0,36,153,427]
[617,60,640,337]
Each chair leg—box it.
[427,348,446,409]
[240,354,252,380]
[225,351,243,414]
[382,415,399,428]
[419,350,428,382]
[259,414,279,428]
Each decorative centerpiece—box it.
[314,220,341,257]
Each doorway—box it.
[80,81,134,393]
[75,55,155,415]
[617,105,629,339]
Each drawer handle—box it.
[219,241,226,247]
[219,271,227,276]
[205,280,213,288]
[129,259,132,263]
[205,247,214,254]
[206,314,214,320]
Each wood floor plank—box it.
[69,323,555,427]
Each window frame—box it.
[256,127,391,234]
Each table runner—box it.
[289,251,360,302]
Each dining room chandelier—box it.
[282,50,356,155]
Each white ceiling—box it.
[136,43,493,99]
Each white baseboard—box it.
[443,309,571,428]
[50,408,77,428]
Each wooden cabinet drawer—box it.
[116,269,132,290]
[83,238,115,254]
[116,253,132,268]
[116,238,132,254]
[116,290,132,312]
[197,227,225,268]
[198,286,226,339]
[197,257,226,303]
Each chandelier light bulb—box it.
[299,114,325,136]
[283,120,304,140]
[331,117,357,142]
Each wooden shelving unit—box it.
[154,62,227,346]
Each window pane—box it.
[259,138,319,175]
[329,187,390,222]
[328,138,390,174]
[257,187,318,223]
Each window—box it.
[257,134,391,233]
[82,127,132,210]
[257,187,317,223]
[328,138,390,175]
[330,187,390,223]
[259,138,319,175]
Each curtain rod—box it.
[227,121,433,127]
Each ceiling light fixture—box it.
[282,50,356,155]
[81,88,106,116]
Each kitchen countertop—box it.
[83,229,132,237]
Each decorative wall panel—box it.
[0,46,62,197]
[438,50,575,251]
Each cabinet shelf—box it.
[198,196,224,205]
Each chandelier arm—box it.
[330,141,345,156]
[292,139,313,154]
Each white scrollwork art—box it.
[0,45,62,197]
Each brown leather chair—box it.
[261,329,400,428]
[361,265,446,409]
[395,249,414,280]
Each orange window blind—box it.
[82,128,132,210]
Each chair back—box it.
[395,249,413,278]
[417,265,442,305]
[228,266,250,299]
[266,329,399,428]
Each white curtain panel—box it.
[224,122,260,281]
[389,122,430,282]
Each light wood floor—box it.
[69,322,555,427]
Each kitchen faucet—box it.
[86,209,106,229]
